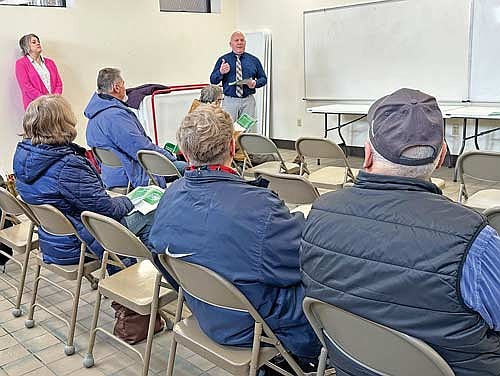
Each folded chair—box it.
[238,133,300,178]
[81,211,177,376]
[484,206,500,234]
[24,203,100,355]
[137,150,181,186]
[256,171,320,205]
[456,151,500,210]
[92,147,131,194]
[295,137,358,190]
[303,297,455,376]
[159,253,307,376]
[0,188,38,317]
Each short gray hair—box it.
[200,85,222,104]
[177,105,234,166]
[97,68,122,94]
[370,141,441,179]
[19,34,39,55]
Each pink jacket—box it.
[15,55,63,109]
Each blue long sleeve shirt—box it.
[461,224,500,331]
[210,52,267,98]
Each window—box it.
[159,0,217,13]
[0,0,66,6]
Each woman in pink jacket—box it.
[15,34,63,109]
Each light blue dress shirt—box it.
[461,225,500,331]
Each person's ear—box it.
[436,141,447,169]
[363,140,374,170]
[229,138,235,158]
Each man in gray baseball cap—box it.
[300,88,500,376]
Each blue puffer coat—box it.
[13,140,133,265]
[84,93,177,189]
[149,169,321,359]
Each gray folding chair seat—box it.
[238,133,300,178]
[81,211,177,376]
[456,151,500,210]
[137,149,181,186]
[24,203,100,356]
[0,187,39,317]
[484,206,500,234]
[175,315,278,376]
[303,297,455,376]
[92,147,131,194]
[159,254,307,376]
[255,171,320,205]
[295,137,358,190]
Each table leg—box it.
[458,118,468,156]
[443,118,452,168]
[454,118,468,182]
[337,114,348,155]
[474,119,480,150]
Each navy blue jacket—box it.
[13,140,133,264]
[149,169,320,359]
[210,52,267,98]
[84,93,176,189]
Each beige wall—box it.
[0,0,237,172]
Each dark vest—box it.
[301,171,500,376]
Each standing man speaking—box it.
[210,31,267,122]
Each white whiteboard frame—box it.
[303,0,479,103]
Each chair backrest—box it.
[238,133,280,156]
[92,147,123,167]
[0,187,25,217]
[484,206,500,234]
[256,172,320,205]
[159,254,278,335]
[303,297,455,376]
[296,137,348,160]
[456,151,500,183]
[137,150,181,184]
[81,210,151,260]
[27,203,80,239]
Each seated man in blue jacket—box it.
[85,67,185,189]
[149,105,321,370]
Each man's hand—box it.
[220,59,230,75]
[247,79,257,89]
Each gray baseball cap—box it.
[367,88,444,166]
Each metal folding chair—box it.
[0,188,38,317]
[159,254,307,376]
[238,133,300,178]
[137,150,181,186]
[255,171,320,205]
[303,297,454,376]
[92,147,131,194]
[24,203,100,355]
[81,211,177,376]
[295,137,357,190]
[484,206,500,234]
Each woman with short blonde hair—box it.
[22,95,76,145]
[13,95,135,268]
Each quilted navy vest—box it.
[301,171,500,376]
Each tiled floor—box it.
[0,149,498,376]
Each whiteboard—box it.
[469,0,500,102]
[304,0,472,101]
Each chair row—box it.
[0,188,177,376]
[92,147,181,194]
